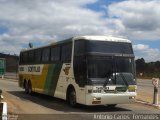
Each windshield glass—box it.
[74,39,136,86]
[87,56,136,85]
[88,56,113,78]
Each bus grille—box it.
[115,87,127,92]
[104,87,127,93]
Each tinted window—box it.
[51,47,60,61]
[87,57,113,78]
[74,56,87,86]
[61,43,72,62]
[23,52,28,63]
[19,53,23,64]
[86,41,133,54]
[28,51,34,63]
[74,40,133,55]
[42,48,50,62]
[35,49,41,62]
[74,40,85,56]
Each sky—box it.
[0,0,160,62]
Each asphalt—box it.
[137,79,160,103]
[0,78,160,120]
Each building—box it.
[0,53,19,72]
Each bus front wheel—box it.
[68,88,77,107]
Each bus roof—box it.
[20,35,131,52]
[21,38,72,52]
[73,36,131,43]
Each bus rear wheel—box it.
[25,81,32,94]
[68,89,77,107]
[28,81,32,94]
[24,81,29,94]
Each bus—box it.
[19,36,137,107]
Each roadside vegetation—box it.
[136,58,160,79]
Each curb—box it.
[136,99,160,110]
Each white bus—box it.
[19,36,137,107]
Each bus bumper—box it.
[85,92,136,105]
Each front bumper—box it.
[85,92,136,105]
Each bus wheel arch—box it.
[66,85,77,107]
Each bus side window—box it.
[28,51,34,63]
[42,47,50,62]
[51,46,60,62]
[19,53,23,64]
[23,52,28,64]
[61,43,72,63]
[35,49,42,63]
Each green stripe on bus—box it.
[44,64,62,95]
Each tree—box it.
[135,58,145,73]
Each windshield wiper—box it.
[103,77,110,87]
[119,73,129,86]
[103,63,113,87]
[114,60,129,86]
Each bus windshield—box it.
[87,56,136,85]
[74,39,136,86]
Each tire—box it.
[28,81,32,95]
[24,81,32,94]
[24,81,29,94]
[68,88,77,107]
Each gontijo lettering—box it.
[28,66,40,72]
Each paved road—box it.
[137,79,160,88]
[2,72,18,79]
[137,79,160,103]
[0,78,160,120]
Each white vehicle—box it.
[19,36,137,107]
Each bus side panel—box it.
[33,64,49,93]
[54,63,70,99]
[43,63,63,96]
[19,63,87,105]
[54,63,86,105]
[19,64,48,93]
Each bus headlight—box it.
[128,85,136,92]
[92,97,101,104]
